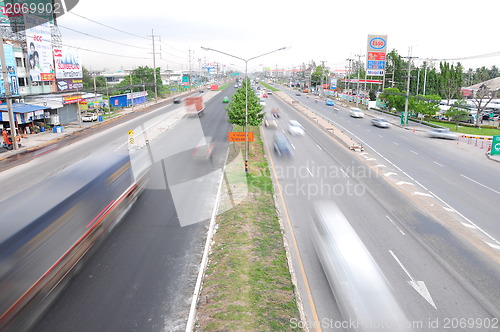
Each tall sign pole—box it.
[0,35,18,150]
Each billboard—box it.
[54,47,83,91]
[367,35,388,76]
[0,44,19,97]
[25,14,54,81]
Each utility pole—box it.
[403,47,418,126]
[354,54,365,106]
[0,34,18,150]
[151,29,158,100]
[346,58,353,95]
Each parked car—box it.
[371,118,391,128]
[82,113,98,122]
[427,128,459,140]
[349,108,364,118]
[326,99,335,106]
[288,120,305,136]
[273,133,293,157]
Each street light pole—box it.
[201,46,287,173]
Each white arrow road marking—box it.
[389,250,437,310]
[486,242,500,250]
[375,164,387,168]
[384,172,398,177]
[396,181,414,186]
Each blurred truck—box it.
[185,96,205,117]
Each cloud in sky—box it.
[58,0,500,72]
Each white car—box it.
[349,108,364,118]
[427,128,459,140]
[288,120,305,136]
[82,113,98,122]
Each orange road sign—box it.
[228,132,254,142]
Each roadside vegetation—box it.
[260,82,280,92]
[194,130,300,329]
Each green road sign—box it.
[491,135,500,156]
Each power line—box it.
[59,25,149,50]
[68,11,149,40]
[61,43,149,60]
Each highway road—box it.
[260,87,500,331]
[0,87,235,331]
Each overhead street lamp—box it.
[201,46,287,173]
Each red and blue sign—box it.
[367,35,388,76]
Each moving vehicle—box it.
[192,136,215,160]
[222,96,229,103]
[173,97,181,104]
[349,108,364,118]
[0,151,150,331]
[185,96,205,116]
[427,128,459,140]
[273,133,293,157]
[371,117,391,128]
[288,120,305,136]
[82,113,98,122]
[326,99,335,106]
[264,114,278,128]
[311,201,410,332]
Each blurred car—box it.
[427,128,459,140]
[264,114,278,128]
[288,120,305,136]
[192,136,215,160]
[82,113,98,122]
[326,99,335,106]
[267,90,273,95]
[173,97,181,104]
[262,94,269,98]
[371,117,391,128]
[273,133,293,157]
[222,96,229,103]
[260,99,266,106]
[234,84,238,88]
[296,92,301,96]
[271,108,281,118]
[349,108,364,118]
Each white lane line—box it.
[461,222,477,229]
[460,174,500,195]
[396,181,414,186]
[393,142,399,145]
[389,250,437,310]
[330,124,500,247]
[413,191,434,197]
[291,143,296,149]
[384,172,398,177]
[366,158,376,161]
[410,150,418,155]
[316,144,323,150]
[386,216,406,235]
[486,242,500,250]
[378,135,383,138]
[341,168,350,178]
[433,161,444,167]
[306,167,314,177]
[376,164,387,168]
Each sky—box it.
[56,0,500,74]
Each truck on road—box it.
[185,96,205,117]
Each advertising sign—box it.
[0,44,20,97]
[25,14,54,81]
[367,35,388,76]
[54,47,83,91]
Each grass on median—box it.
[194,126,301,331]
[260,82,280,92]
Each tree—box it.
[469,84,499,127]
[225,77,264,126]
[412,94,441,122]
[445,100,470,130]
[379,87,406,112]
[437,61,463,103]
